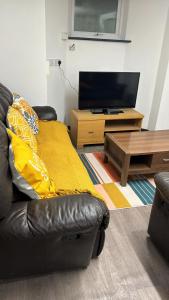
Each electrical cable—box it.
[59,66,78,95]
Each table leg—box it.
[77,143,84,149]
[120,155,130,186]
[104,154,108,163]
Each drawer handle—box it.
[163,158,169,162]
[88,131,94,134]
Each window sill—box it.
[68,36,131,43]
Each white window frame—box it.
[69,0,127,40]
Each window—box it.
[70,0,127,40]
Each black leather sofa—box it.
[148,172,169,260]
[0,83,109,279]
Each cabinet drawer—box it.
[78,120,104,143]
[152,152,169,165]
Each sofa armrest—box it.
[0,194,109,239]
[33,106,57,121]
[154,172,169,202]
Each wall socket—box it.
[48,59,61,67]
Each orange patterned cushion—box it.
[7,106,38,153]
[13,93,39,134]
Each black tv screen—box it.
[78,72,140,110]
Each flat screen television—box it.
[78,71,140,114]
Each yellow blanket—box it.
[37,120,102,200]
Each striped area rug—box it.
[79,152,156,210]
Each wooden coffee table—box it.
[104,130,169,186]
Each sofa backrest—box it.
[0,83,13,124]
[0,121,14,218]
[0,83,14,218]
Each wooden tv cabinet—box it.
[70,109,144,148]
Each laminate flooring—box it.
[1,206,169,300]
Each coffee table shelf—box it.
[129,164,151,174]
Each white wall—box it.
[45,0,68,121]
[0,1,168,127]
[45,0,127,123]
[148,8,169,130]
[0,0,47,106]
[46,0,169,126]
[124,0,169,128]
[155,62,169,130]
[65,40,126,123]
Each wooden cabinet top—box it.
[71,109,144,121]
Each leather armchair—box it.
[0,194,109,278]
[0,83,109,279]
[148,172,169,260]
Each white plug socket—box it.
[48,59,61,67]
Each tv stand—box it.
[91,108,124,115]
[70,108,144,148]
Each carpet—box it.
[79,152,156,210]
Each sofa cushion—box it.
[0,83,13,124]
[7,106,38,153]
[37,120,102,200]
[13,94,39,134]
[7,129,56,199]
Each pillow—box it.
[7,106,38,153]
[13,93,39,134]
[7,129,56,199]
